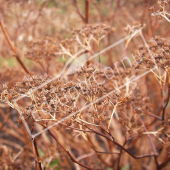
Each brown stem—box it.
[162,85,170,122]
[72,0,86,23]
[137,116,157,155]
[117,141,126,170]
[32,2,46,37]
[0,108,11,132]
[148,113,162,121]
[86,134,113,167]
[0,21,30,74]
[20,122,42,170]
[158,156,170,169]
[48,127,93,170]
[148,103,163,126]
[85,0,89,24]
[32,138,43,170]
[137,116,159,169]
[145,0,153,37]
[81,123,158,159]
[18,111,42,170]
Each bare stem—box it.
[162,85,170,122]
[0,21,30,74]
[48,127,93,170]
[20,122,42,170]
[117,141,127,170]
[81,123,158,159]
[72,0,85,23]
[85,0,89,24]
[32,138,43,170]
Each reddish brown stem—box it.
[72,0,86,23]
[158,156,170,169]
[20,122,42,170]
[0,108,10,132]
[85,0,89,24]
[48,128,93,170]
[137,116,159,169]
[86,134,113,167]
[32,138,43,170]
[162,85,170,122]
[137,116,157,155]
[0,21,30,74]
[81,123,158,159]
[117,141,127,170]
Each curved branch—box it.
[0,21,30,75]
[72,0,85,23]
[48,127,93,170]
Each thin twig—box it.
[148,113,162,121]
[81,122,158,159]
[137,116,159,169]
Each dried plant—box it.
[149,0,170,22]
[0,0,170,170]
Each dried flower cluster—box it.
[149,0,170,22]
[1,1,170,170]
[26,37,58,63]
[134,36,170,70]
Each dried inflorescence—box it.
[0,69,24,92]
[1,1,170,169]
[0,62,137,127]
[26,37,58,62]
[149,0,170,21]
[2,32,170,164]
[124,22,142,35]
[134,36,170,70]
[25,23,115,74]
[57,23,115,60]
[73,23,116,42]
[1,30,170,170]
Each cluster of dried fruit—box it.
[2,63,136,127]
[149,0,170,21]
[1,6,170,169]
[134,36,170,70]
[26,37,58,63]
